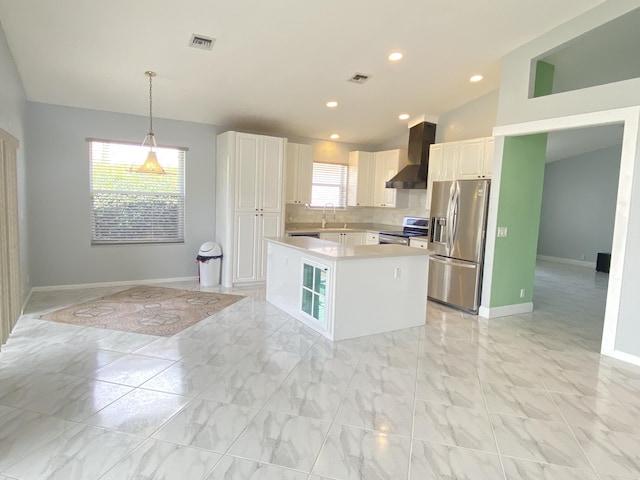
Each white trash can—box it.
[197,242,222,286]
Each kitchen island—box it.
[265,236,429,341]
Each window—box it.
[310,162,348,208]
[89,140,185,245]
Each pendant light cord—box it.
[148,72,154,136]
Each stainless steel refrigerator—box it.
[428,179,490,313]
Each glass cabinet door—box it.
[301,261,329,325]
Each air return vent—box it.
[348,73,371,84]
[189,34,215,50]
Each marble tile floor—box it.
[1,261,640,479]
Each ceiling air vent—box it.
[189,34,215,50]
[348,73,371,84]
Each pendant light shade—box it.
[138,151,164,174]
[137,71,165,174]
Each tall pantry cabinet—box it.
[216,131,286,287]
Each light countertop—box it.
[265,236,429,260]
[284,222,398,234]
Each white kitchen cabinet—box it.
[300,259,332,336]
[373,149,407,208]
[319,231,365,246]
[426,137,494,209]
[216,131,286,287]
[457,138,485,179]
[343,232,365,246]
[285,143,313,205]
[319,232,342,243]
[458,137,494,179]
[481,137,494,178]
[409,237,429,250]
[235,132,284,213]
[441,143,459,181]
[426,143,443,210]
[234,212,282,283]
[365,232,379,245]
[347,151,375,206]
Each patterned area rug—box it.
[40,285,244,337]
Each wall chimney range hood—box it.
[386,121,437,189]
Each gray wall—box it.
[538,145,621,262]
[436,90,498,143]
[0,22,29,300]
[25,102,220,287]
[373,90,499,150]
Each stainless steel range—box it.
[378,216,429,245]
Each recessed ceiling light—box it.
[388,52,403,62]
[398,113,410,120]
[326,101,338,108]
[330,134,340,139]
[470,74,484,82]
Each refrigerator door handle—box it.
[430,255,477,269]
[451,183,460,251]
[446,183,455,254]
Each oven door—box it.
[378,234,409,245]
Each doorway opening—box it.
[535,124,623,352]
[484,107,640,364]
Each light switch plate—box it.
[497,227,508,238]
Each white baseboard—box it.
[603,349,640,368]
[478,302,533,319]
[537,255,596,269]
[21,289,34,315]
[30,276,199,292]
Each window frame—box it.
[309,162,348,209]
[88,138,187,246]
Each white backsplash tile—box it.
[285,190,429,226]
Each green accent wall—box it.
[490,134,547,307]
[533,60,555,97]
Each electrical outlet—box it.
[520,288,526,298]
[580,254,586,260]
[394,267,401,279]
[497,227,508,238]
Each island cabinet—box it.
[216,131,286,287]
[265,237,428,341]
[285,142,313,205]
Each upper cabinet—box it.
[285,143,313,205]
[426,136,494,208]
[348,149,407,208]
[235,133,284,212]
[373,149,407,208]
[457,137,494,179]
[441,143,459,181]
[481,137,494,178]
[347,151,375,207]
[426,144,443,210]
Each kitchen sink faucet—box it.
[322,203,336,228]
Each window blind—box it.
[89,141,185,245]
[310,163,348,208]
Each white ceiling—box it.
[0,0,607,146]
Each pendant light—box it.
[137,71,165,174]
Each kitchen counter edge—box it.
[265,236,430,260]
